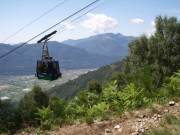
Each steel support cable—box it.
[0,0,101,60]
[56,0,106,33]
[2,0,68,43]
[15,1,105,56]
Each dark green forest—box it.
[1,16,180,134]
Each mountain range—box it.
[0,33,134,75]
[63,33,134,57]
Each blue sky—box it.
[0,0,180,44]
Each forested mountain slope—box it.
[48,61,123,99]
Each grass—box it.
[148,114,180,135]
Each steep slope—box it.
[0,42,120,75]
[63,33,135,57]
[15,100,180,135]
[50,101,180,135]
[48,61,123,99]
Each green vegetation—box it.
[1,16,180,134]
[36,107,54,130]
[49,16,180,99]
[18,86,49,125]
[124,16,180,88]
[148,114,180,135]
[0,100,22,134]
[48,61,123,99]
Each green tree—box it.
[128,35,149,68]
[124,16,180,88]
[0,100,22,134]
[19,86,49,125]
[88,80,102,94]
[49,97,66,125]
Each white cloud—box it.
[81,13,118,33]
[129,18,144,24]
[145,21,156,37]
[146,28,156,37]
[61,22,75,31]
[151,21,155,27]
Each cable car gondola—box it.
[36,30,61,80]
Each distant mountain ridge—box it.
[0,33,134,75]
[63,33,135,57]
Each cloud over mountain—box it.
[81,13,118,33]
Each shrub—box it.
[49,97,66,119]
[121,83,146,109]
[36,107,54,130]
[102,82,124,113]
[88,80,102,94]
[111,72,128,90]
[65,100,86,121]
[166,70,180,96]
[86,102,109,123]
[49,97,66,125]
[76,91,99,108]
[31,86,49,107]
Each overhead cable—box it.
[0,0,101,60]
[2,0,68,43]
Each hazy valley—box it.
[0,69,94,102]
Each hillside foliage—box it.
[1,16,180,134]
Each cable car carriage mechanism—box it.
[36,30,61,80]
